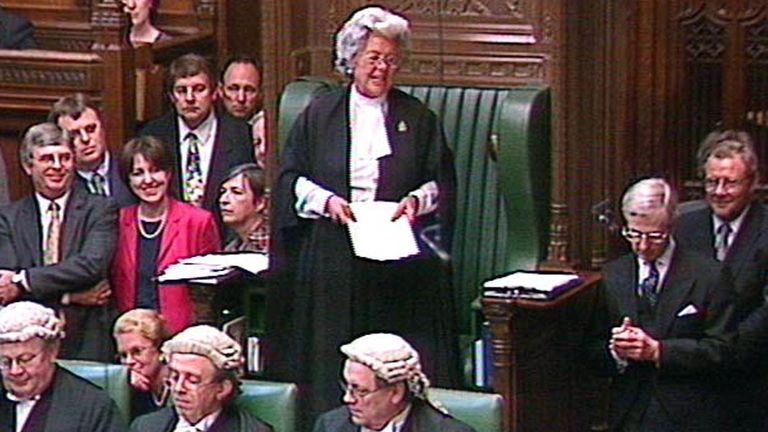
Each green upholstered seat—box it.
[277,77,551,341]
[430,387,504,432]
[236,379,298,432]
[57,359,131,422]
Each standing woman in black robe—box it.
[273,5,459,425]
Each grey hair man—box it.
[0,301,127,431]
[313,333,475,432]
[582,177,736,431]
[129,325,272,431]
[0,122,118,362]
[676,130,768,431]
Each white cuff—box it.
[408,180,439,216]
[294,176,335,219]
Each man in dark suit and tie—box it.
[0,122,118,362]
[583,177,736,432]
[49,93,136,208]
[139,53,253,213]
[675,130,768,431]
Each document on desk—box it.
[347,201,420,261]
[157,252,269,285]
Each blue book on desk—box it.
[482,271,582,300]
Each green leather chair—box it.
[430,387,503,432]
[236,379,299,432]
[57,359,131,422]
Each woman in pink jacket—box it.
[111,136,220,333]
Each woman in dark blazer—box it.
[111,136,220,333]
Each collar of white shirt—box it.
[34,191,70,217]
[361,403,412,432]
[711,203,751,241]
[174,408,221,432]
[76,151,110,182]
[178,110,216,146]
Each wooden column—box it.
[91,0,135,154]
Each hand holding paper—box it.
[347,201,420,261]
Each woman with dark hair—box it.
[219,163,269,253]
[111,136,220,333]
[120,0,170,46]
[113,308,172,419]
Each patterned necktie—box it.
[44,201,61,265]
[89,172,107,196]
[715,222,732,261]
[639,261,660,306]
[183,132,204,207]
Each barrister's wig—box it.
[341,333,430,399]
[161,325,243,372]
[334,6,410,77]
[0,302,65,343]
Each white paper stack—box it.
[157,252,269,285]
[346,201,420,261]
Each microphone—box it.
[592,199,621,234]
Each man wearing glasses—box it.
[0,301,127,431]
[313,333,475,432]
[582,178,736,432]
[129,325,271,431]
[0,122,117,362]
[676,130,768,431]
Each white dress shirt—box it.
[174,408,221,431]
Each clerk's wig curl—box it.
[334,6,411,77]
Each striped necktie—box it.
[89,172,107,196]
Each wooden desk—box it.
[481,272,602,432]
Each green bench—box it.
[58,360,298,432]
[277,76,551,348]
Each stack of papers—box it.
[483,271,582,300]
[346,201,420,261]
[157,252,269,285]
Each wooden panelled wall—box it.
[567,0,768,268]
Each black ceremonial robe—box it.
[273,85,459,423]
[0,366,127,432]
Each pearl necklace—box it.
[138,210,167,239]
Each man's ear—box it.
[21,161,32,176]
[389,382,407,405]
[215,379,234,402]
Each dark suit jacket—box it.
[313,399,475,432]
[74,154,136,208]
[583,248,736,432]
[130,404,272,432]
[139,110,253,212]
[0,366,127,432]
[0,185,118,361]
[676,204,768,431]
[0,8,36,49]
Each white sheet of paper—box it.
[179,252,269,275]
[347,201,420,261]
[483,271,579,292]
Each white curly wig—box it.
[0,301,65,343]
[334,6,411,77]
[161,325,243,372]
